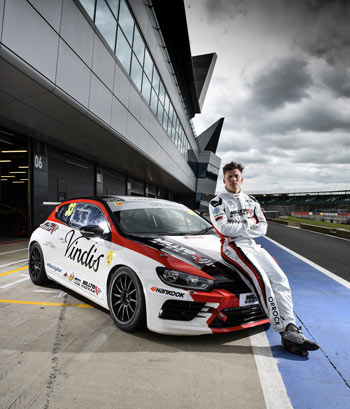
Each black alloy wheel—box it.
[29,243,48,285]
[108,267,146,332]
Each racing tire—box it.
[29,243,49,285]
[108,266,146,332]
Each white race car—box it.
[29,196,268,335]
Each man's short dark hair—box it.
[223,161,244,175]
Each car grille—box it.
[159,300,207,321]
[210,304,267,328]
[213,281,252,294]
[159,278,267,326]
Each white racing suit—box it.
[209,190,296,332]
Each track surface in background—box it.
[266,221,350,282]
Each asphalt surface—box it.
[0,241,267,409]
[1,227,350,409]
[266,222,350,282]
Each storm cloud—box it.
[185,0,350,193]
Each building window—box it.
[116,27,132,73]
[133,27,145,64]
[78,0,191,159]
[141,74,151,103]
[152,69,160,95]
[130,54,143,90]
[106,0,119,19]
[150,89,158,115]
[144,49,153,81]
[80,0,95,19]
[118,0,134,44]
[95,0,117,51]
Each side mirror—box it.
[80,225,108,239]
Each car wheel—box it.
[108,266,146,332]
[29,243,48,285]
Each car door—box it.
[42,202,76,280]
[61,201,112,303]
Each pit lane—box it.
[0,240,267,409]
[1,229,349,409]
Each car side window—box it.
[70,203,109,233]
[56,203,76,225]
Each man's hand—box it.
[249,217,258,226]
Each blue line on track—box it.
[256,236,350,409]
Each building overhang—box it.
[151,0,200,119]
[0,49,194,194]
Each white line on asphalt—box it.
[0,248,27,256]
[250,331,293,409]
[32,289,68,297]
[0,277,30,289]
[76,324,115,362]
[265,236,350,289]
[0,259,28,268]
[33,289,59,294]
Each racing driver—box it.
[209,161,319,357]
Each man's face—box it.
[223,169,243,194]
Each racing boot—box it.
[281,323,319,357]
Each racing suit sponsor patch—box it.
[268,296,281,326]
[210,197,222,207]
[255,208,266,222]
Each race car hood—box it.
[135,233,241,282]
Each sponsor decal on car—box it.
[149,286,185,298]
[239,293,258,306]
[42,240,56,249]
[46,263,62,273]
[40,221,59,234]
[186,210,196,215]
[74,277,81,286]
[106,251,115,266]
[149,237,216,267]
[64,230,105,272]
[115,201,124,206]
[68,273,75,282]
[64,202,77,217]
[148,201,182,208]
[81,280,103,298]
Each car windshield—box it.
[113,207,213,235]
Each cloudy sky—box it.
[185,0,350,194]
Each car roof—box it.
[92,196,186,211]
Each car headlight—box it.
[156,267,214,291]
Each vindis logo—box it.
[64,230,105,272]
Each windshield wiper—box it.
[193,226,214,235]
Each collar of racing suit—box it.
[224,187,243,197]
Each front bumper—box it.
[144,280,268,335]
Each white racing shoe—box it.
[281,323,319,357]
